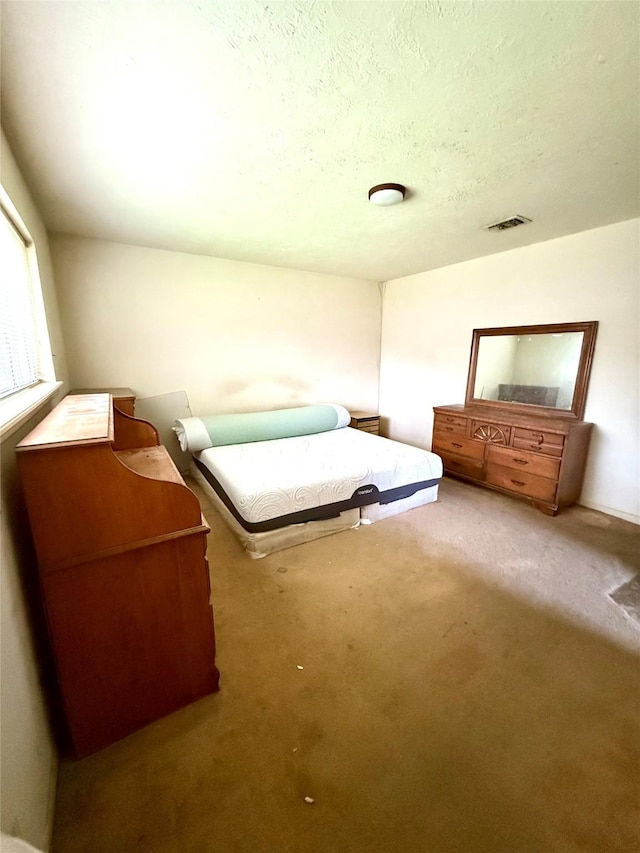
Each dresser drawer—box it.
[485,463,557,503]
[470,421,511,445]
[487,444,561,481]
[432,432,485,460]
[433,413,467,436]
[512,427,564,457]
[440,452,484,481]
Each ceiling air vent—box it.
[484,215,532,232]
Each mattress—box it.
[192,477,360,559]
[193,427,442,533]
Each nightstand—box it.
[349,411,380,435]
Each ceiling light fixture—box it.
[368,183,406,206]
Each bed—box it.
[174,405,442,558]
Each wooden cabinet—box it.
[70,386,136,416]
[16,394,219,757]
[349,411,380,434]
[432,404,593,516]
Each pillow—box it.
[173,403,350,453]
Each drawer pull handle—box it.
[511,479,526,487]
[445,426,454,431]
[513,458,528,465]
[452,442,463,448]
[446,417,454,422]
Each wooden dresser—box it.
[17,394,219,757]
[432,403,593,516]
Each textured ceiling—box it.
[1,1,638,281]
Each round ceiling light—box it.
[368,183,406,206]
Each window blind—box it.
[0,205,40,399]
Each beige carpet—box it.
[610,573,640,624]
[52,477,640,853]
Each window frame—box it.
[0,185,62,441]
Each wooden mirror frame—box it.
[465,321,599,420]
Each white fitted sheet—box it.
[195,427,442,527]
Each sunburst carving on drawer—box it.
[473,423,508,444]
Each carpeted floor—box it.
[610,573,640,625]
[52,477,640,853]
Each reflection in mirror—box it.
[473,332,584,411]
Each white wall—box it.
[379,219,640,523]
[50,236,381,417]
[1,132,68,850]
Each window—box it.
[0,186,60,437]
[1,202,40,397]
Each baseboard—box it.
[579,500,640,526]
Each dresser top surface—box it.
[434,402,592,433]
[17,394,114,450]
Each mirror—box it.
[465,321,598,419]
